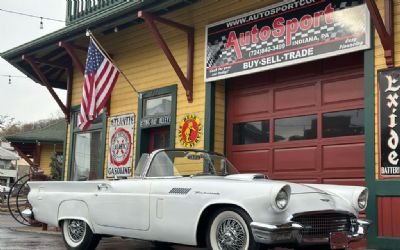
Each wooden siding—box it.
[374,0,400,178]
[214,80,225,154]
[40,143,63,176]
[63,0,281,178]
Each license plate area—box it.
[330,232,348,249]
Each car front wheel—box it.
[61,219,100,250]
[207,208,260,250]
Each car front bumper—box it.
[250,219,371,246]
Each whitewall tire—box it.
[61,219,100,250]
[207,208,260,250]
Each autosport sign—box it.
[205,0,370,82]
[379,68,400,178]
[107,113,135,177]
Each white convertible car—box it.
[26,149,370,250]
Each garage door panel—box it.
[274,83,317,111]
[322,76,363,105]
[232,90,270,117]
[227,53,364,185]
[273,178,320,184]
[230,150,269,173]
[273,147,317,172]
[322,143,364,170]
[322,178,365,187]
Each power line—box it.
[0,8,65,23]
[0,74,30,84]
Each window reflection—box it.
[274,115,317,142]
[323,109,364,137]
[233,120,269,145]
[73,131,101,181]
[144,95,172,117]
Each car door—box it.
[88,179,151,231]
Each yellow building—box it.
[5,120,66,177]
[1,0,399,248]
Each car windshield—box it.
[146,150,239,177]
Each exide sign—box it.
[205,0,370,82]
[379,68,400,177]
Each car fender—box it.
[196,201,249,228]
[57,200,95,232]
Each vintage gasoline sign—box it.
[379,68,400,178]
[107,113,135,177]
[205,0,370,82]
[179,114,202,148]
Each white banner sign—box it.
[107,113,135,177]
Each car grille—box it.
[292,213,352,239]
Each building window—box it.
[274,115,317,142]
[143,95,172,117]
[69,111,105,181]
[323,109,364,138]
[233,120,269,145]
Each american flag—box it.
[78,37,120,131]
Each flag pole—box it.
[87,30,138,94]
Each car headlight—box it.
[271,184,291,212]
[276,188,289,209]
[357,189,368,210]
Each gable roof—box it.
[0,147,20,161]
[5,120,67,144]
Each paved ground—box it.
[0,213,375,250]
[0,213,202,250]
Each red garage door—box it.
[226,53,365,186]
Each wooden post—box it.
[138,11,194,102]
[22,55,69,116]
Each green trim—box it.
[67,105,106,180]
[66,112,75,181]
[364,46,377,249]
[368,237,400,249]
[61,124,68,181]
[223,81,228,155]
[135,85,177,165]
[204,82,215,152]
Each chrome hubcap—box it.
[67,220,85,243]
[216,218,246,250]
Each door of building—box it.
[148,126,170,153]
[226,53,365,186]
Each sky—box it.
[0,1,67,123]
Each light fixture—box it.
[8,75,11,84]
[40,17,43,29]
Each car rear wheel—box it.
[206,208,260,250]
[61,219,101,250]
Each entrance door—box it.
[148,126,170,153]
[226,53,365,186]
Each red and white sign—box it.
[107,114,135,177]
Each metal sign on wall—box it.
[205,0,370,82]
[107,113,135,177]
[379,68,400,178]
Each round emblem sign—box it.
[179,114,202,148]
[109,127,132,166]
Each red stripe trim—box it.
[95,71,119,114]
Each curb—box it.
[9,226,61,235]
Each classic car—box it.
[26,149,370,250]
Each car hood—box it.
[226,174,327,194]
[223,174,356,214]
